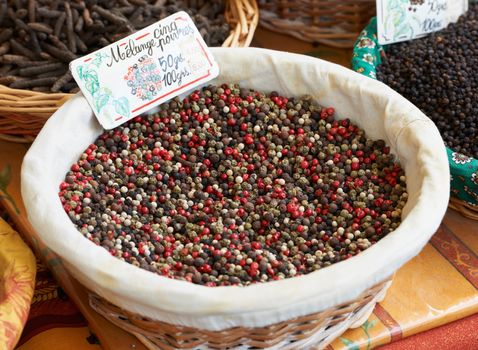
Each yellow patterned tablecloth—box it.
[0,217,36,350]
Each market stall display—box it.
[22,47,449,349]
[0,0,258,143]
[351,8,478,219]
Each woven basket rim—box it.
[86,277,393,349]
[448,197,478,220]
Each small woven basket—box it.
[89,278,392,350]
[0,0,258,143]
[258,0,375,48]
[448,197,478,221]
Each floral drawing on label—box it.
[124,56,163,101]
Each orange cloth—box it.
[18,328,99,350]
[380,312,478,350]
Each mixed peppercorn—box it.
[59,84,407,286]
[377,4,478,158]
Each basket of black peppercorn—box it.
[22,47,450,350]
[0,0,259,143]
[352,7,478,221]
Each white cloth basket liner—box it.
[22,47,450,331]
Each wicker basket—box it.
[448,197,478,221]
[0,0,258,143]
[89,278,392,350]
[23,48,450,350]
[258,0,375,48]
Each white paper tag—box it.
[70,11,219,129]
[376,0,468,45]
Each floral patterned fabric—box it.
[0,217,36,350]
[352,18,478,207]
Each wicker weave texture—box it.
[448,197,478,221]
[89,278,392,350]
[0,0,258,143]
[258,0,375,48]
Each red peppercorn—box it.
[251,242,262,250]
[230,104,238,114]
[355,208,366,219]
[202,264,212,273]
[244,135,254,145]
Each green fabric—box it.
[448,149,478,205]
[351,18,384,79]
[351,18,478,207]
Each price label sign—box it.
[376,0,468,45]
[70,11,219,129]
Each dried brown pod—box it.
[51,71,73,92]
[0,28,12,44]
[48,34,69,51]
[29,31,42,56]
[10,76,57,88]
[41,42,77,62]
[10,38,38,60]
[82,8,93,26]
[28,0,35,22]
[28,22,54,34]
[0,41,9,55]
[64,2,76,53]
[0,0,7,25]
[37,7,62,18]
[18,62,65,77]
[53,12,66,37]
